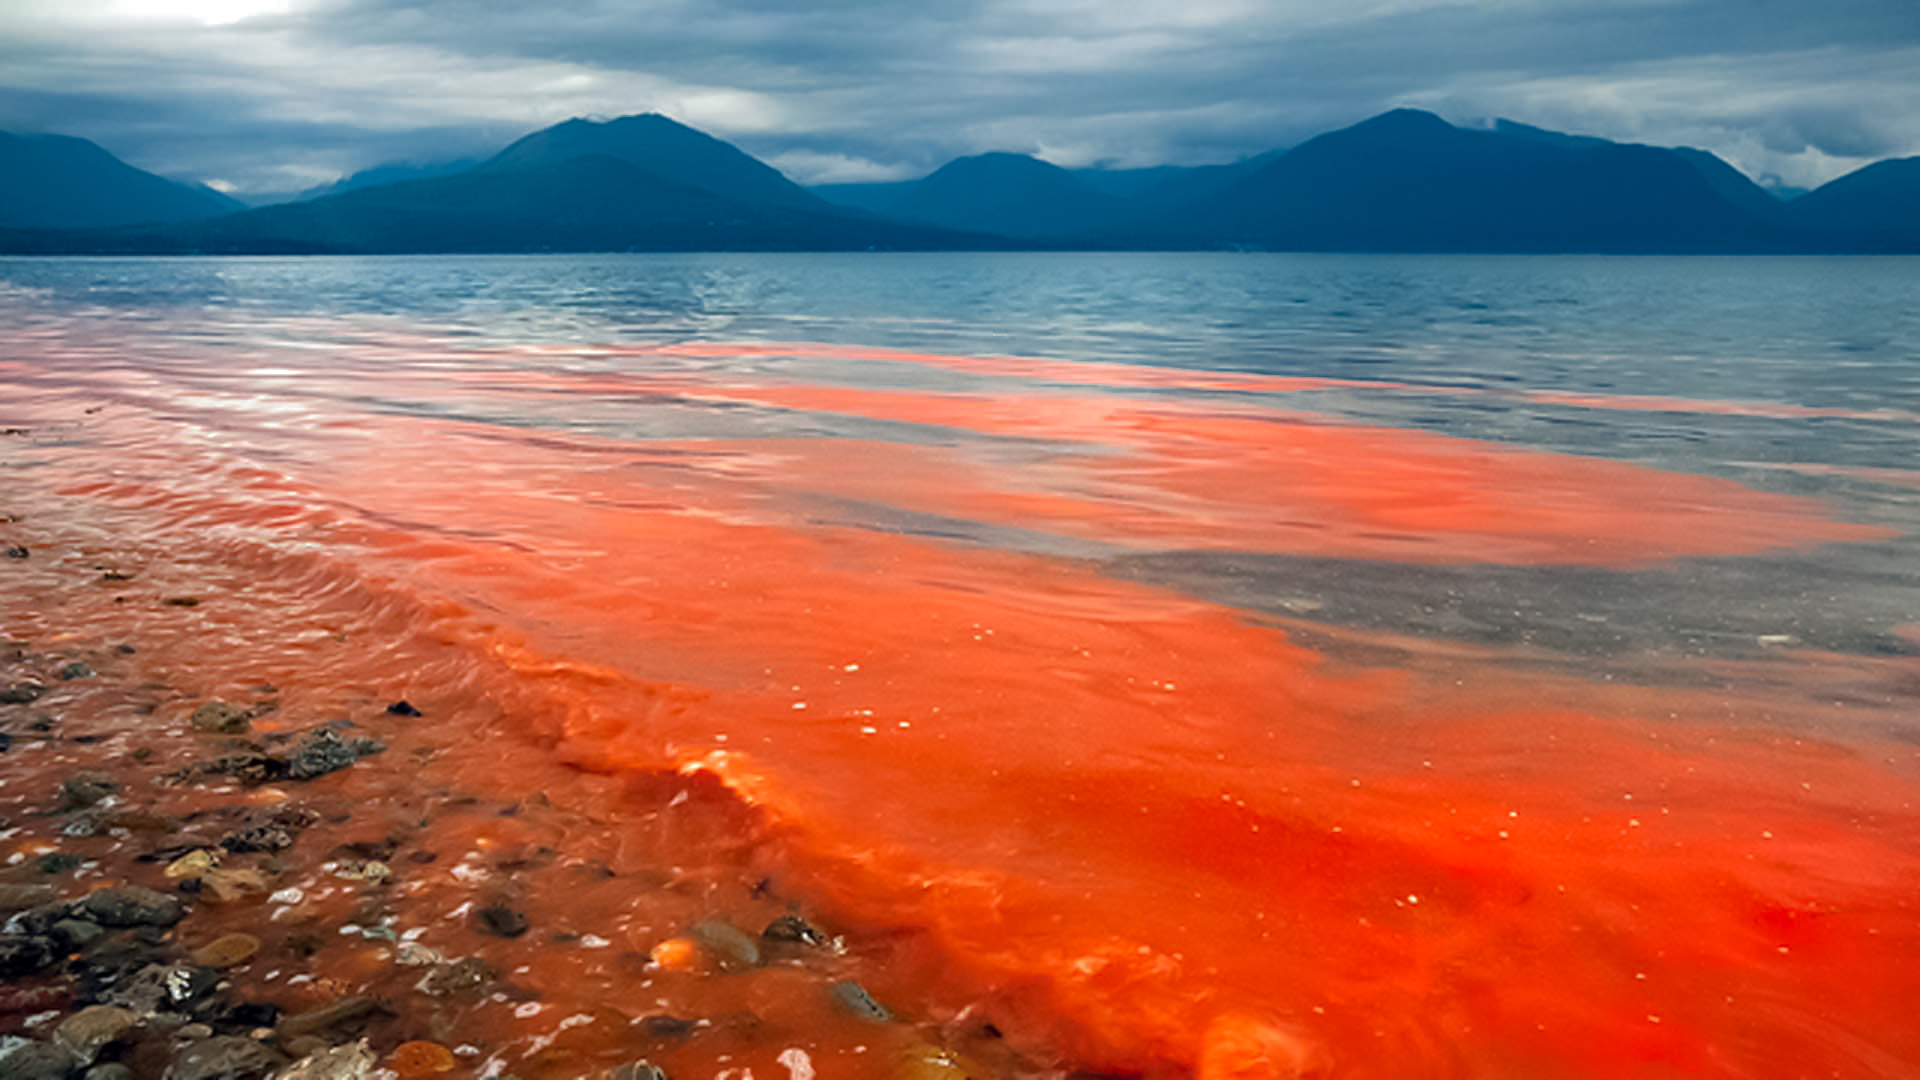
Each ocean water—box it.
[1,253,1917,1079]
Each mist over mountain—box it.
[2,108,1917,254]
[0,130,243,229]
[284,158,486,205]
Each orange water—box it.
[3,328,1917,1079]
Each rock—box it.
[384,701,421,717]
[164,850,220,880]
[330,861,390,884]
[278,1039,329,1062]
[761,914,828,947]
[175,1025,213,1041]
[1,683,46,705]
[275,996,381,1040]
[388,1042,455,1079]
[52,1005,140,1066]
[81,886,183,928]
[0,731,10,752]
[607,1063,669,1080]
[0,1040,77,1080]
[284,729,384,780]
[57,775,119,811]
[161,598,200,608]
[84,1066,131,1080]
[634,1016,696,1042]
[218,824,293,854]
[188,933,259,969]
[162,1036,285,1080]
[56,664,92,681]
[0,937,57,977]
[35,852,84,876]
[188,703,251,736]
[3,547,28,559]
[49,920,104,949]
[196,868,270,904]
[472,905,527,939]
[415,956,493,997]
[276,1040,374,1080]
[105,964,219,1016]
[0,884,59,911]
[828,980,891,1023]
[690,919,759,970]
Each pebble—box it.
[608,1063,669,1080]
[828,980,892,1023]
[0,682,46,705]
[690,919,760,970]
[0,884,58,912]
[0,1040,77,1080]
[84,1065,132,1080]
[761,914,827,947]
[388,1041,455,1079]
[285,729,385,780]
[81,885,184,928]
[189,701,253,735]
[276,1039,375,1080]
[52,1005,140,1066]
[189,932,261,968]
[276,995,381,1040]
[165,1036,286,1080]
[57,663,92,681]
[471,904,528,939]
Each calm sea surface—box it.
[2,254,1917,1079]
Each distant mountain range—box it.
[3,110,1917,254]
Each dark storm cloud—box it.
[1,0,1915,197]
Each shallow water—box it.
[2,253,1919,1079]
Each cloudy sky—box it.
[2,0,1917,200]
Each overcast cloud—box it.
[1,0,1916,199]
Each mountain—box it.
[0,130,242,229]
[1144,109,1796,253]
[481,114,824,211]
[866,152,1129,238]
[11,117,1008,254]
[1785,157,1920,250]
[287,158,486,204]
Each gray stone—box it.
[53,1006,140,1067]
[84,1065,132,1080]
[0,1040,78,1080]
[690,919,759,970]
[189,702,251,735]
[81,886,182,928]
[272,1040,374,1080]
[0,683,45,705]
[162,1037,285,1080]
[284,729,383,780]
[0,884,58,912]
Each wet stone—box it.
[163,1036,286,1080]
[761,914,828,947]
[634,1016,697,1043]
[35,852,84,876]
[81,886,183,928]
[106,963,218,1016]
[57,775,119,811]
[49,920,105,950]
[53,1005,141,1066]
[384,701,421,717]
[188,703,251,736]
[690,919,759,970]
[472,904,528,939]
[84,1066,131,1080]
[828,980,892,1023]
[275,996,381,1040]
[608,1062,669,1080]
[285,729,385,781]
[0,1040,77,1080]
[415,956,493,997]
[3,547,28,560]
[0,936,57,977]
[1,683,46,705]
[275,1039,374,1080]
[188,932,259,969]
[56,663,92,681]
[0,883,59,911]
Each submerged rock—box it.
[0,883,59,911]
[472,904,528,939]
[607,1062,669,1080]
[188,932,260,969]
[284,729,384,780]
[275,996,382,1040]
[57,774,119,811]
[828,980,892,1023]
[761,914,828,947]
[690,919,759,970]
[0,683,46,705]
[188,702,251,735]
